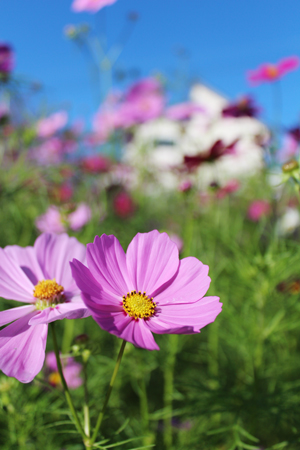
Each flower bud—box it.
[282,159,299,173]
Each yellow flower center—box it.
[122,290,156,320]
[266,65,278,79]
[33,279,65,310]
[48,372,61,387]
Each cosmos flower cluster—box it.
[0,231,222,383]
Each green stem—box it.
[89,339,127,446]
[62,319,74,354]
[163,334,179,450]
[83,361,90,439]
[50,323,87,443]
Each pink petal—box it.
[4,245,44,285]
[0,248,35,302]
[0,305,35,327]
[86,235,131,299]
[90,306,159,350]
[148,296,222,333]
[72,0,117,13]
[34,233,86,293]
[126,230,179,297]
[119,319,159,350]
[0,312,48,383]
[278,56,300,74]
[28,302,90,325]
[154,257,211,306]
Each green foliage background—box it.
[0,166,300,450]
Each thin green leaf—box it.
[115,417,130,435]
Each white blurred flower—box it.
[277,208,300,235]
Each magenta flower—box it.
[36,111,68,138]
[70,231,222,351]
[125,78,162,102]
[72,0,117,13]
[81,154,111,173]
[45,351,83,389]
[0,43,14,75]
[247,200,271,221]
[0,233,90,383]
[247,56,300,85]
[113,192,135,218]
[216,180,240,199]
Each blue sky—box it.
[1,0,300,129]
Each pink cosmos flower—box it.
[125,78,162,102]
[247,200,271,221]
[166,103,203,121]
[178,180,193,192]
[36,111,68,138]
[35,206,65,234]
[0,233,90,383]
[45,351,83,389]
[35,204,92,234]
[30,137,64,165]
[70,230,222,351]
[118,93,164,126]
[92,108,120,143]
[68,203,92,231]
[72,0,117,13]
[247,56,300,85]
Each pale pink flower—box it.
[0,233,89,383]
[72,0,117,13]
[35,206,65,234]
[71,230,222,351]
[45,351,83,389]
[68,203,92,231]
[92,108,120,143]
[118,93,164,126]
[166,103,203,121]
[248,200,271,221]
[36,204,92,234]
[31,137,64,165]
[247,56,300,85]
[169,234,184,253]
[36,111,68,138]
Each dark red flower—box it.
[222,97,260,118]
[81,154,111,173]
[184,140,236,171]
[113,191,135,218]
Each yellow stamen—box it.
[122,290,156,320]
[48,372,61,387]
[266,65,278,79]
[33,279,64,300]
